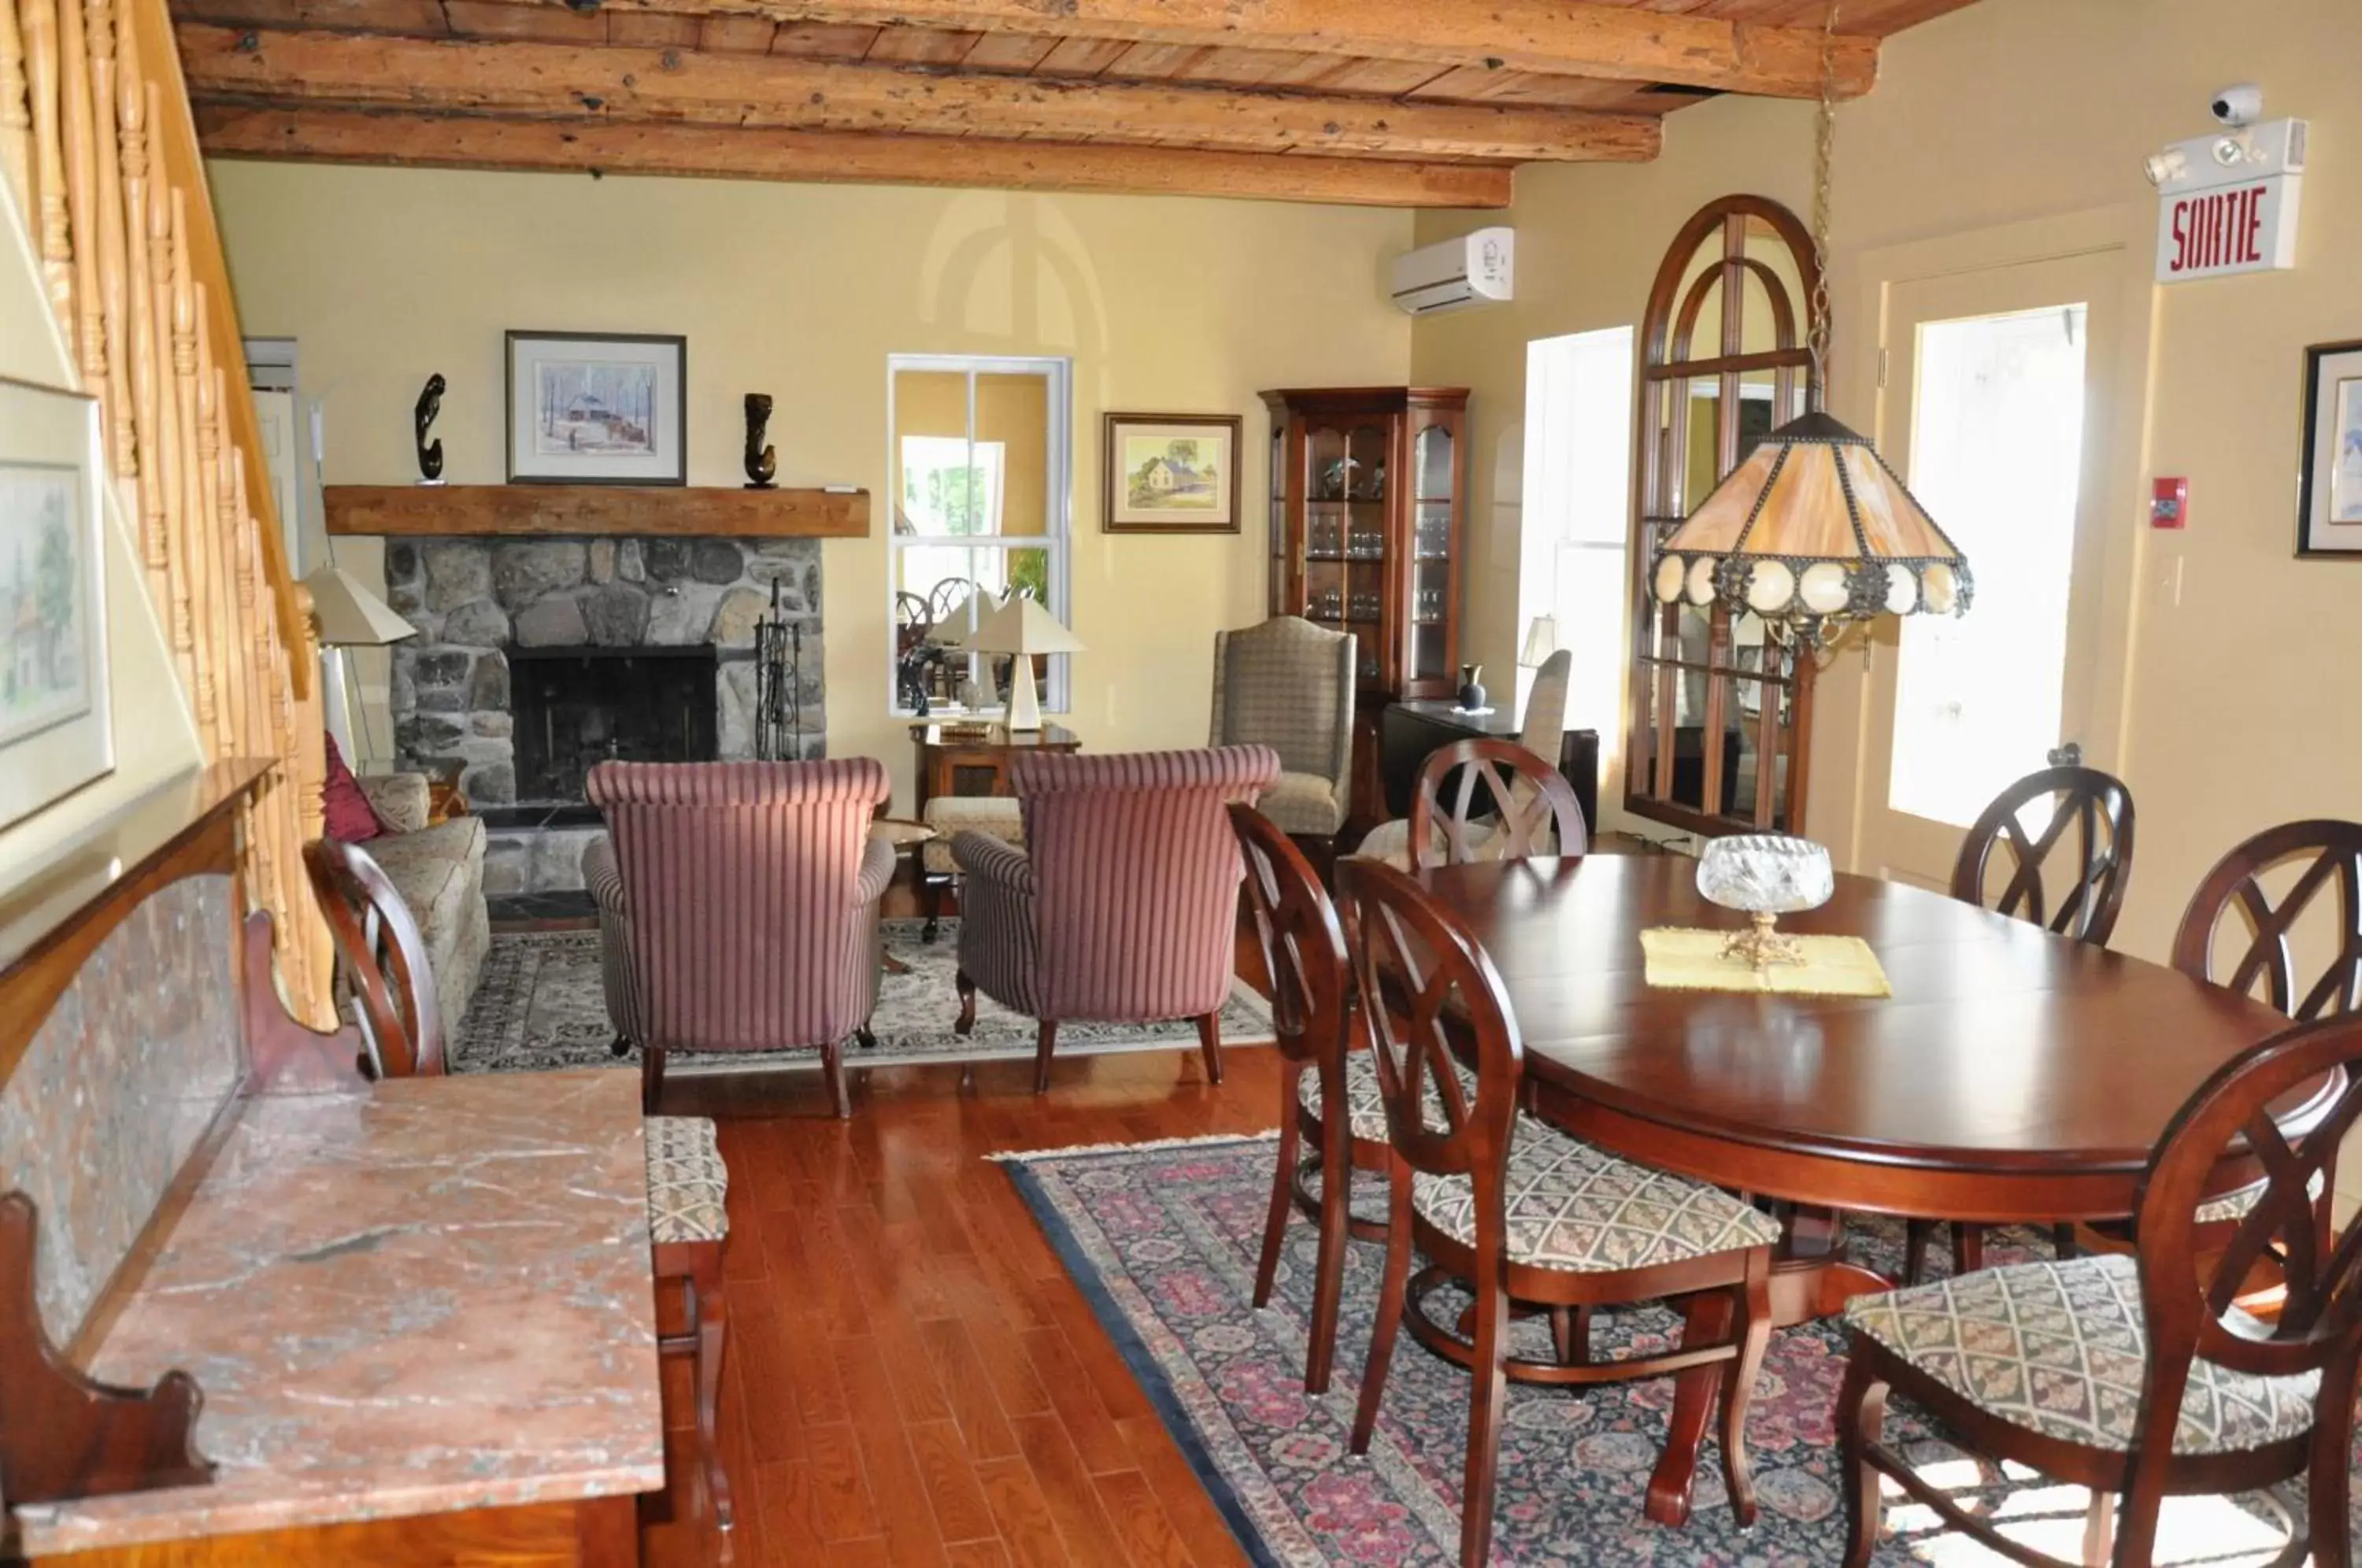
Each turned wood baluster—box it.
[0,0,30,206]
[168,190,220,747]
[83,0,131,479]
[137,79,198,704]
[54,0,109,450]
[20,0,68,315]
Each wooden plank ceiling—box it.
[176,0,1982,207]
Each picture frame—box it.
[505,331,687,486]
[0,377,113,830]
[1101,412,1242,534]
[2297,338,2362,557]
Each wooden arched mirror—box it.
[1626,195,1820,836]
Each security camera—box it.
[2211,83,2263,127]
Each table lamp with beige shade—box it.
[302,563,416,765]
[969,597,1082,733]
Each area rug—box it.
[1002,1134,2355,1567]
[451,918,1274,1075]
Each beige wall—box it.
[1415,0,2362,974]
[208,162,1412,810]
[0,182,203,896]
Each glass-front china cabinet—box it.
[1261,386,1470,822]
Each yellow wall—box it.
[0,182,203,896]
[1415,0,2362,971]
[207,162,1412,810]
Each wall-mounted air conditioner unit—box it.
[1390,227,1514,316]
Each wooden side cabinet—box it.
[1259,386,1470,825]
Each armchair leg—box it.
[1194,1011,1224,1086]
[824,1041,850,1119]
[609,1033,631,1060]
[641,1045,668,1116]
[921,877,945,943]
[955,970,978,1037]
[1032,1019,1059,1094]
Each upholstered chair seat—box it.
[643,1115,730,1246]
[920,795,1023,877]
[1298,1047,1474,1145]
[1846,1253,2319,1456]
[1257,771,1350,837]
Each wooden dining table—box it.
[1413,851,2333,1528]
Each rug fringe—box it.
[986,1130,1280,1163]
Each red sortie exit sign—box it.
[2157,176,2300,282]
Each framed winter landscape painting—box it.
[0,378,112,830]
[506,331,687,486]
[1101,412,1241,534]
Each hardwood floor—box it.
[638,1041,1283,1567]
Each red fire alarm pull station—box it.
[2152,476,2189,529]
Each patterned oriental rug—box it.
[451,919,1274,1075]
[1001,1133,2359,1567]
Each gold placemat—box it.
[1639,927,1893,998]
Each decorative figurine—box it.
[413,373,446,485]
[1456,661,1487,712]
[742,394,778,490]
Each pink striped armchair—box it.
[953,746,1280,1093]
[587,759,895,1117]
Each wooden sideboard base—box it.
[31,1492,641,1566]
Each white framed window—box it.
[1519,327,1635,771]
[887,355,1071,718]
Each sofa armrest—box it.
[952,831,1034,895]
[357,772,431,834]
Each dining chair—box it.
[1403,736,1589,870]
[1336,857,1779,1567]
[1231,802,1384,1395]
[1908,764,2138,1281]
[953,746,1279,1093]
[305,837,738,1536]
[1353,649,1572,871]
[1838,1011,2362,1568]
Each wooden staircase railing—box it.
[1,0,333,1026]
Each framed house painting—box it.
[1101,412,1241,534]
[2297,338,2362,557]
[0,378,113,830]
[506,331,687,486]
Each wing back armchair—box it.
[1210,617,1356,864]
[952,745,1280,1093]
[587,759,894,1116]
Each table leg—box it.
[1768,1257,1893,1327]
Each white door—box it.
[1859,251,2122,890]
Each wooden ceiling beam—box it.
[176,24,1660,161]
[461,0,1883,98]
[191,104,1519,206]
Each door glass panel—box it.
[1889,302,2090,827]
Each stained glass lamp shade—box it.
[1649,409,1972,636]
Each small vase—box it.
[1457,663,1486,710]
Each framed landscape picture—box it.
[2297,338,2362,557]
[1102,412,1242,534]
[0,378,112,830]
[506,331,687,486]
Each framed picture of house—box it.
[2297,338,2362,557]
[1101,412,1242,534]
[505,331,687,486]
[0,377,112,830]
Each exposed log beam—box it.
[176,24,1659,161]
[473,0,1883,99]
[191,104,1518,206]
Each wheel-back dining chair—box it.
[1231,802,1380,1395]
[588,757,895,1119]
[1838,1010,2362,1568]
[305,838,739,1534]
[1353,650,1573,871]
[1404,737,1590,871]
[1910,764,2138,1281]
[953,746,1279,1093]
[1335,857,1779,1567]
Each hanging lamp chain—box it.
[1808,0,1840,400]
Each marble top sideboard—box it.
[12,1067,664,1558]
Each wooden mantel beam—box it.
[175,24,1659,163]
[191,104,1519,207]
[478,0,1883,99]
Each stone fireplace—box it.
[383,534,824,895]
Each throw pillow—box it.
[322,733,387,843]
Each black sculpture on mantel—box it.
[742,394,778,490]
[413,373,446,485]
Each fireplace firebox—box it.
[508,645,720,810]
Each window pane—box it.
[893,545,1062,712]
[976,373,1050,538]
[1889,303,2089,827]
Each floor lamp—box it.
[302,564,416,764]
